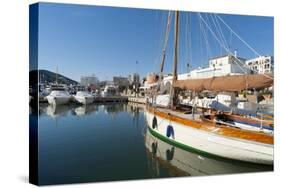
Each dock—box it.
[38,95,148,104]
[128,97,146,104]
[94,96,128,103]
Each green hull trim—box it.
[148,126,240,163]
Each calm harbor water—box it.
[30,103,272,185]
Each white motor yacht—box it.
[101,85,119,97]
[46,90,71,105]
[74,91,95,105]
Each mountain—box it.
[29,69,78,85]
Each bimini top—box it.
[173,74,273,92]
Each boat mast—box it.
[56,65,58,85]
[171,11,180,109]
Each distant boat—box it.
[74,91,95,105]
[101,85,119,97]
[46,87,71,105]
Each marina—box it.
[29,3,274,185]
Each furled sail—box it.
[173,74,273,92]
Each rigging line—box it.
[187,12,193,69]
[229,30,233,51]
[185,12,189,72]
[201,13,254,74]
[200,14,212,61]
[202,17,212,56]
[198,13,204,67]
[205,14,220,58]
[157,11,167,70]
[153,11,167,73]
[200,15,210,65]
[160,11,173,75]
[163,11,172,51]
[210,14,229,54]
[233,59,248,74]
[214,13,230,51]
[215,14,261,57]
[152,11,160,72]
[198,13,273,79]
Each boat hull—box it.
[46,96,71,105]
[144,108,273,165]
[74,96,94,105]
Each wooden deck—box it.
[147,106,273,145]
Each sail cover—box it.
[173,74,273,92]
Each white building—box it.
[245,56,273,74]
[80,74,99,86]
[162,54,249,85]
[128,73,140,85]
[189,54,249,79]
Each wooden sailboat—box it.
[144,11,273,165]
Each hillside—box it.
[29,69,78,85]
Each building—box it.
[161,54,250,86]
[189,54,249,79]
[128,73,140,85]
[80,74,99,86]
[113,76,130,87]
[246,56,274,74]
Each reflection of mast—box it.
[171,11,180,109]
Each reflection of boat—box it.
[46,90,71,105]
[145,128,272,176]
[103,103,127,114]
[74,91,95,105]
[74,104,98,116]
[46,104,72,118]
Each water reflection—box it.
[29,103,272,185]
[144,125,272,177]
[37,102,143,119]
[74,104,99,116]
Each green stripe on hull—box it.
[147,126,240,163]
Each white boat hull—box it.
[46,96,71,105]
[145,110,273,165]
[74,96,94,105]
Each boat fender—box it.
[166,125,175,139]
[166,147,175,161]
[152,142,158,157]
[152,116,158,129]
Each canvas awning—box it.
[173,74,273,92]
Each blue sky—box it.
[38,2,273,82]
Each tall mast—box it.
[171,11,180,109]
[56,65,58,85]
